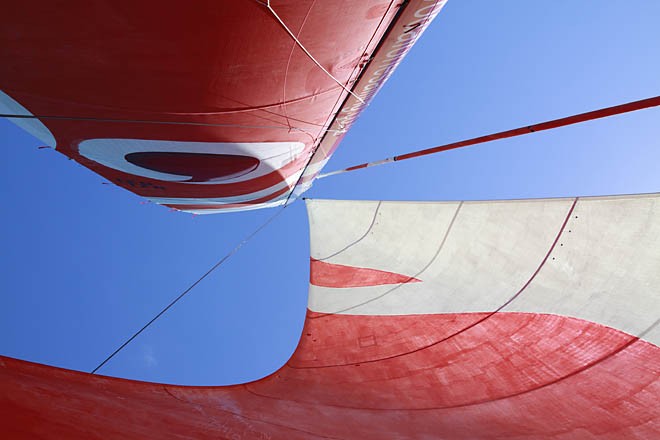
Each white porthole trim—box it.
[78,138,305,184]
[147,169,304,206]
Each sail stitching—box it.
[297,198,578,367]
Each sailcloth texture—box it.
[0,0,446,213]
[2,193,659,439]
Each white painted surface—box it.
[78,138,305,183]
[148,169,303,206]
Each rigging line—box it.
[318,0,398,133]
[90,205,288,375]
[317,95,660,179]
[0,112,346,133]
[280,0,317,131]
[262,0,365,104]
[276,0,403,203]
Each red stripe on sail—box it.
[310,258,421,288]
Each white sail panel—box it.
[307,194,660,344]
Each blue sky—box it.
[2,1,659,385]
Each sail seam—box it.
[262,1,365,104]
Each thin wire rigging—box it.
[259,0,365,104]
[0,112,345,134]
[91,205,288,374]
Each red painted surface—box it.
[125,152,260,183]
[310,258,421,288]
[1,0,444,212]
[2,312,658,439]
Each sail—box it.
[0,0,446,213]
[2,193,659,439]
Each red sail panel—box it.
[0,0,446,213]
[1,313,658,439]
[310,258,421,287]
[2,193,659,439]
